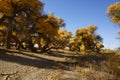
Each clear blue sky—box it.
[41,0,120,49]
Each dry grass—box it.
[72,50,120,80]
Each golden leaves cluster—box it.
[69,25,104,53]
[0,1,13,16]
[36,13,65,36]
[107,2,120,24]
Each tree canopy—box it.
[69,25,104,53]
[0,0,44,49]
[0,0,104,53]
[107,2,120,24]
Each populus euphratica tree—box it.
[54,29,72,49]
[0,0,43,49]
[69,25,104,54]
[32,13,65,51]
[107,2,120,24]
[107,2,120,44]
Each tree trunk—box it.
[41,42,49,52]
[6,18,13,49]
[6,31,12,49]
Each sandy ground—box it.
[0,48,118,80]
[0,49,80,80]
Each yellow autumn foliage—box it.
[96,42,104,48]
[69,25,104,53]
[80,44,85,52]
[58,30,72,39]
[107,2,120,24]
[56,29,72,48]
[69,36,76,44]
[0,13,4,19]
[88,25,97,33]
[0,1,13,16]
[12,31,17,36]
[0,0,44,49]
[40,38,46,47]
[35,13,65,40]
[0,25,6,30]
[76,27,88,35]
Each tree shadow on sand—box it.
[0,49,75,70]
[0,48,108,71]
[46,50,108,67]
